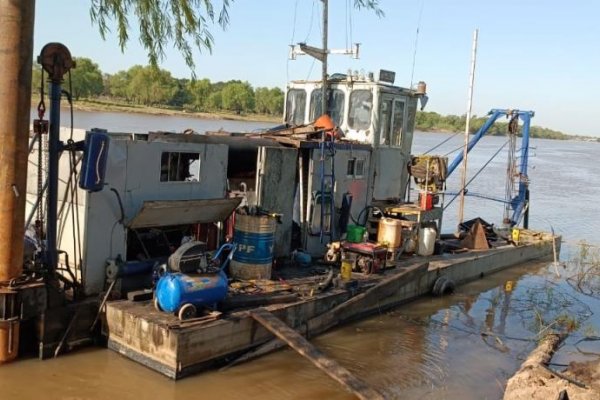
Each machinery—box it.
[154,242,234,320]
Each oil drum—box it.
[229,215,276,280]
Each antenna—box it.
[289,0,360,115]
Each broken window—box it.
[348,90,373,130]
[160,152,201,182]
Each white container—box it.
[377,218,402,249]
[417,226,436,256]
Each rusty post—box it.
[0,0,36,282]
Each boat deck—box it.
[105,233,558,379]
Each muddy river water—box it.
[4,110,600,399]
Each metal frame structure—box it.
[447,108,534,226]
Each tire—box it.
[178,303,197,320]
[432,276,455,296]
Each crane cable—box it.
[444,139,509,210]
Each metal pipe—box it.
[321,0,328,115]
[38,43,74,271]
[0,0,35,282]
[46,80,62,270]
[457,29,478,226]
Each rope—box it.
[444,139,509,210]
[423,131,461,155]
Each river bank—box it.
[32,98,281,124]
[504,334,600,399]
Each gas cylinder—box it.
[155,270,228,314]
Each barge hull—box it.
[106,234,558,379]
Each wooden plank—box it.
[250,308,386,400]
[225,262,429,368]
[307,261,429,334]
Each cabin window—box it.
[160,152,201,182]
[348,90,373,131]
[379,98,393,145]
[285,89,307,126]
[346,157,366,178]
[391,100,405,147]
[309,89,345,126]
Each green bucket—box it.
[346,225,366,243]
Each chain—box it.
[36,68,47,242]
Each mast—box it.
[457,28,478,227]
[289,0,359,116]
[321,0,328,114]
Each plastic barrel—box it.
[230,215,276,280]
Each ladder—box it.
[318,134,336,243]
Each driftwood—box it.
[250,308,386,400]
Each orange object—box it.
[314,114,335,132]
[0,319,19,363]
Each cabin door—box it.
[256,146,298,257]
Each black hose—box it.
[110,188,125,224]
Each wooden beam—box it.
[227,262,429,369]
[250,308,386,400]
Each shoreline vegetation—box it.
[32,57,597,141]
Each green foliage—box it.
[70,57,104,100]
[88,1,384,73]
[416,111,573,140]
[255,87,284,116]
[221,81,255,114]
[89,0,232,73]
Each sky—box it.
[34,0,600,137]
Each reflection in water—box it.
[5,119,600,398]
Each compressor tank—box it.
[155,270,228,313]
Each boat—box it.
[2,6,559,399]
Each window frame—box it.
[160,151,201,183]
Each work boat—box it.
[97,71,557,381]
[11,44,558,400]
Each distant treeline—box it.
[32,57,587,140]
[416,111,580,140]
[32,57,284,116]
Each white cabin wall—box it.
[83,137,127,295]
[83,137,229,295]
[304,147,371,256]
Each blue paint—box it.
[232,230,274,265]
[155,270,228,313]
[447,108,535,226]
[79,129,110,192]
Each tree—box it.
[221,81,254,114]
[89,0,383,72]
[255,87,284,116]
[188,78,213,111]
[69,57,104,100]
